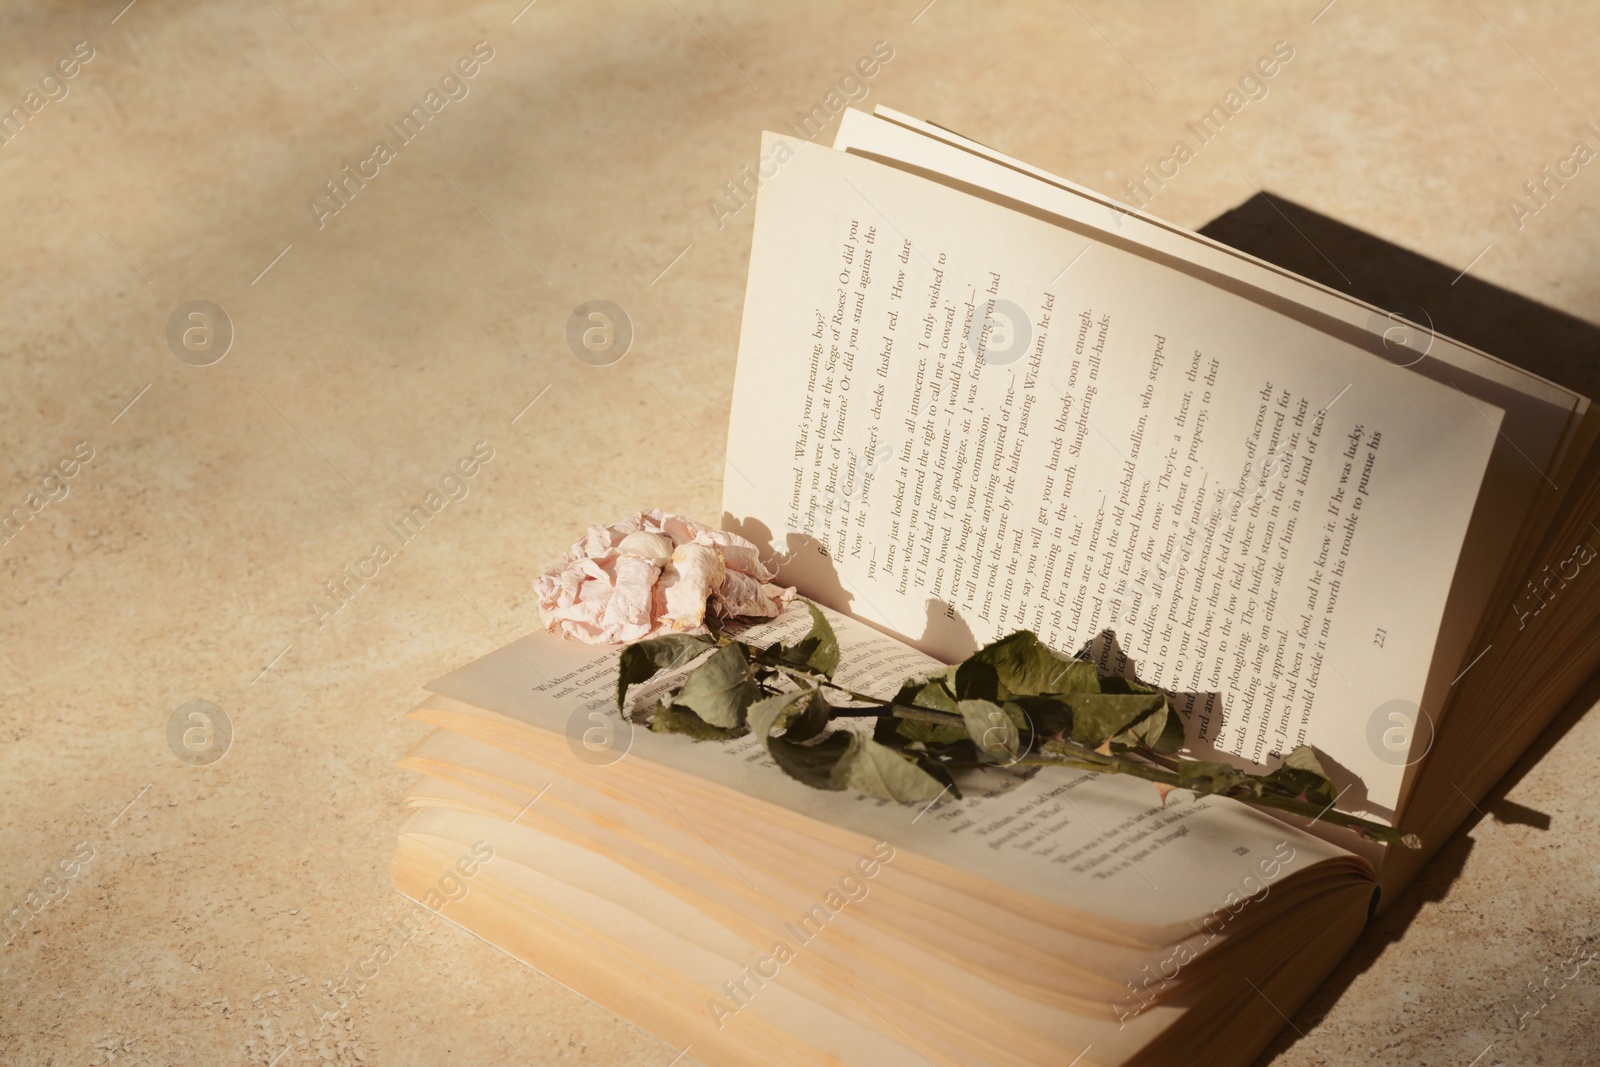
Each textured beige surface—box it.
[2,2,1597,1064]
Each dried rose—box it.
[534,510,794,644]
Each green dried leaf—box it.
[957,699,1024,764]
[1092,676,1183,753]
[872,711,908,748]
[1176,760,1251,794]
[648,702,749,740]
[1264,745,1337,807]
[1151,702,1186,755]
[616,620,1403,848]
[1066,692,1167,748]
[765,733,853,789]
[888,678,966,746]
[893,718,971,746]
[756,686,946,802]
[970,631,1099,698]
[749,686,831,745]
[895,678,959,715]
[954,659,999,702]
[616,634,715,711]
[781,688,832,743]
[1011,695,1073,741]
[749,687,847,790]
[1099,674,1158,695]
[776,599,840,678]
[838,735,949,802]
[672,642,757,728]
[1107,695,1178,753]
[909,749,961,800]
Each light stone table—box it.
[2,2,1596,1064]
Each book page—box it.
[426,605,1363,929]
[836,108,1599,824]
[396,813,940,1067]
[399,806,1202,1067]
[721,136,1501,815]
[859,107,1584,460]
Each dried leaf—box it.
[748,686,831,744]
[889,678,968,746]
[614,617,1406,847]
[970,631,1099,698]
[1010,694,1073,741]
[893,718,971,747]
[767,732,857,790]
[837,735,950,802]
[751,686,946,802]
[648,703,749,740]
[1176,760,1251,794]
[895,678,959,715]
[672,642,757,728]
[1264,745,1337,807]
[774,599,840,678]
[953,659,1000,702]
[1107,695,1179,753]
[957,699,1024,764]
[1151,703,1187,755]
[615,633,715,710]
[1066,692,1167,748]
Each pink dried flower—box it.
[534,510,795,644]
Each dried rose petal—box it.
[659,542,725,631]
[534,510,795,644]
[714,569,790,619]
[597,555,662,641]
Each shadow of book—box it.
[1250,667,1600,1066]
[1204,193,1599,1066]
[1197,193,1600,401]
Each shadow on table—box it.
[1249,666,1600,1065]
[1202,193,1600,1067]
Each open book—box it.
[393,109,1600,1066]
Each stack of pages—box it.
[394,108,1600,1066]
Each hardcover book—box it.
[392,107,1600,1066]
